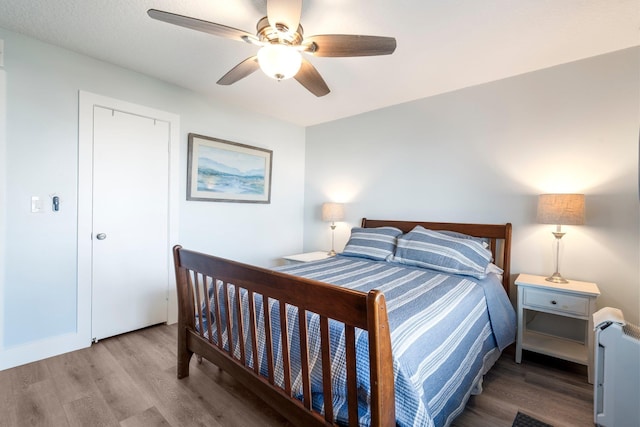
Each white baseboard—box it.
[0,332,90,371]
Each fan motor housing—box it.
[256,16,304,46]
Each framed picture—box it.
[187,133,273,203]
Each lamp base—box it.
[545,272,569,284]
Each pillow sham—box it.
[392,226,493,279]
[438,230,490,248]
[341,226,403,261]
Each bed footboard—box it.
[172,245,395,427]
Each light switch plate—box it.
[31,196,42,213]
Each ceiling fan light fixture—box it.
[257,44,302,81]
[148,4,396,97]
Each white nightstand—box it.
[515,273,600,384]
[282,251,331,264]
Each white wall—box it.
[304,47,640,325]
[0,27,306,368]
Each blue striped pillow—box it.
[341,227,403,261]
[392,226,492,279]
[439,230,490,249]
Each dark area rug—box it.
[512,411,553,427]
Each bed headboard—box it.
[361,218,512,296]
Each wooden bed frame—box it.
[172,219,512,427]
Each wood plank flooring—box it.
[0,324,593,426]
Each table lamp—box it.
[322,202,344,256]
[536,193,585,283]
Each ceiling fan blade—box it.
[294,58,330,97]
[148,9,259,44]
[267,0,302,34]
[304,35,396,57]
[217,56,260,85]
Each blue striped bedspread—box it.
[202,256,516,427]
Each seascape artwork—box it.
[197,145,265,195]
[187,133,272,203]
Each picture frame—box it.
[187,133,273,203]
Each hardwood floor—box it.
[0,324,593,427]
[452,346,592,427]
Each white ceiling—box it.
[0,0,637,126]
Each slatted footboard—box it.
[172,246,395,427]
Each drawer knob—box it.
[550,300,557,305]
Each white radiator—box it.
[593,307,640,427]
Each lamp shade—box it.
[322,203,344,222]
[537,194,585,225]
[257,44,302,80]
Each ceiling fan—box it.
[147,0,396,97]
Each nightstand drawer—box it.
[523,287,589,316]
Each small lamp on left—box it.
[322,202,344,256]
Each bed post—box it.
[503,223,512,295]
[367,289,395,426]
[172,245,195,379]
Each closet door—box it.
[91,106,169,341]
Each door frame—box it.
[78,91,180,345]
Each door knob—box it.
[96,233,107,240]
